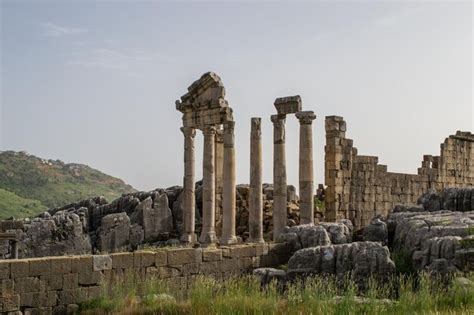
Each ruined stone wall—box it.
[325,116,474,230]
[0,243,291,313]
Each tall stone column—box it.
[180,127,197,243]
[200,125,217,245]
[214,127,224,235]
[296,111,317,225]
[271,114,287,241]
[220,121,238,245]
[249,118,264,243]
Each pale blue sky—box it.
[1,1,472,191]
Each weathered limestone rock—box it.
[388,209,474,272]
[96,212,144,253]
[276,224,331,252]
[287,242,395,290]
[249,118,264,243]
[296,111,316,225]
[18,209,92,258]
[363,217,388,245]
[320,221,352,244]
[271,114,287,241]
[130,195,173,243]
[418,187,474,212]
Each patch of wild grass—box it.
[78,272,474,314]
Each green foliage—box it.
[0,188,47,219]
[391,248,416,276]
[0,151,136,218]
[78,272,474,314]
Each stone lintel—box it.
[182,107,234,129]
[274,95,302,115]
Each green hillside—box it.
[0,188,47,219]
[0,151,136,218]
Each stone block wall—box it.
[0,243,291,314]
[325,116,474,230]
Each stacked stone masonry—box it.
[325,116,474,230]
[0,243,291,314]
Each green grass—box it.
[78,272,474,314]
[0,151,136,217]
[0,188,47,219]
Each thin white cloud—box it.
[373,6,422,28]
[68,48,167,75]
[42,22,87,37]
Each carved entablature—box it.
[176,72,234,129]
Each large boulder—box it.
[363,217,388,245]
[276,224,331,252]
[287,242,395,290]
[130,195,173,242]
[320,221,352,244]
[97,213,127,252]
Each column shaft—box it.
[180,127,196,243]
[221,121,238,245]
[271,114,287,241]
[296,111,316,225]
[249,118,264,243]
[200,126,217,245]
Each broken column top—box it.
[274,95,302,115]
[176,72,234,129]
[176,71,228,113]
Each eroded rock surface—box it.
[287,242,395,290]
[388,209,474,272]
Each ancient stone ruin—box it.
[0,71,472,314]
[324,116,474,230]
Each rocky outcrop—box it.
[276,224,331,252]
[320,221,353,244]
[287,242,395,290]
[388,209,474,273]
[363,217,388,245]
[96,213,144,253]
[18,209,92,258]
[417,187,474,212]
[1,181,303,258]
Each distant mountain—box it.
[0,151,136,219]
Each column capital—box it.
[296,111,317,125]
[202,125,217,136]
[270,114,286,124]
[223,120,235,134]
[180,126,196,138]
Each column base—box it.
[220,236,238,245]
[180,233,197,244]
[248,238,265,244]
[199,231,217,245]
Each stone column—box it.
[180,127,197,244]
[220,121,238,245]
[271,114,287,241]
[200,125,217,245]
[249,118,264,243]
[214,127,224,235]
[296,111,317,225]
